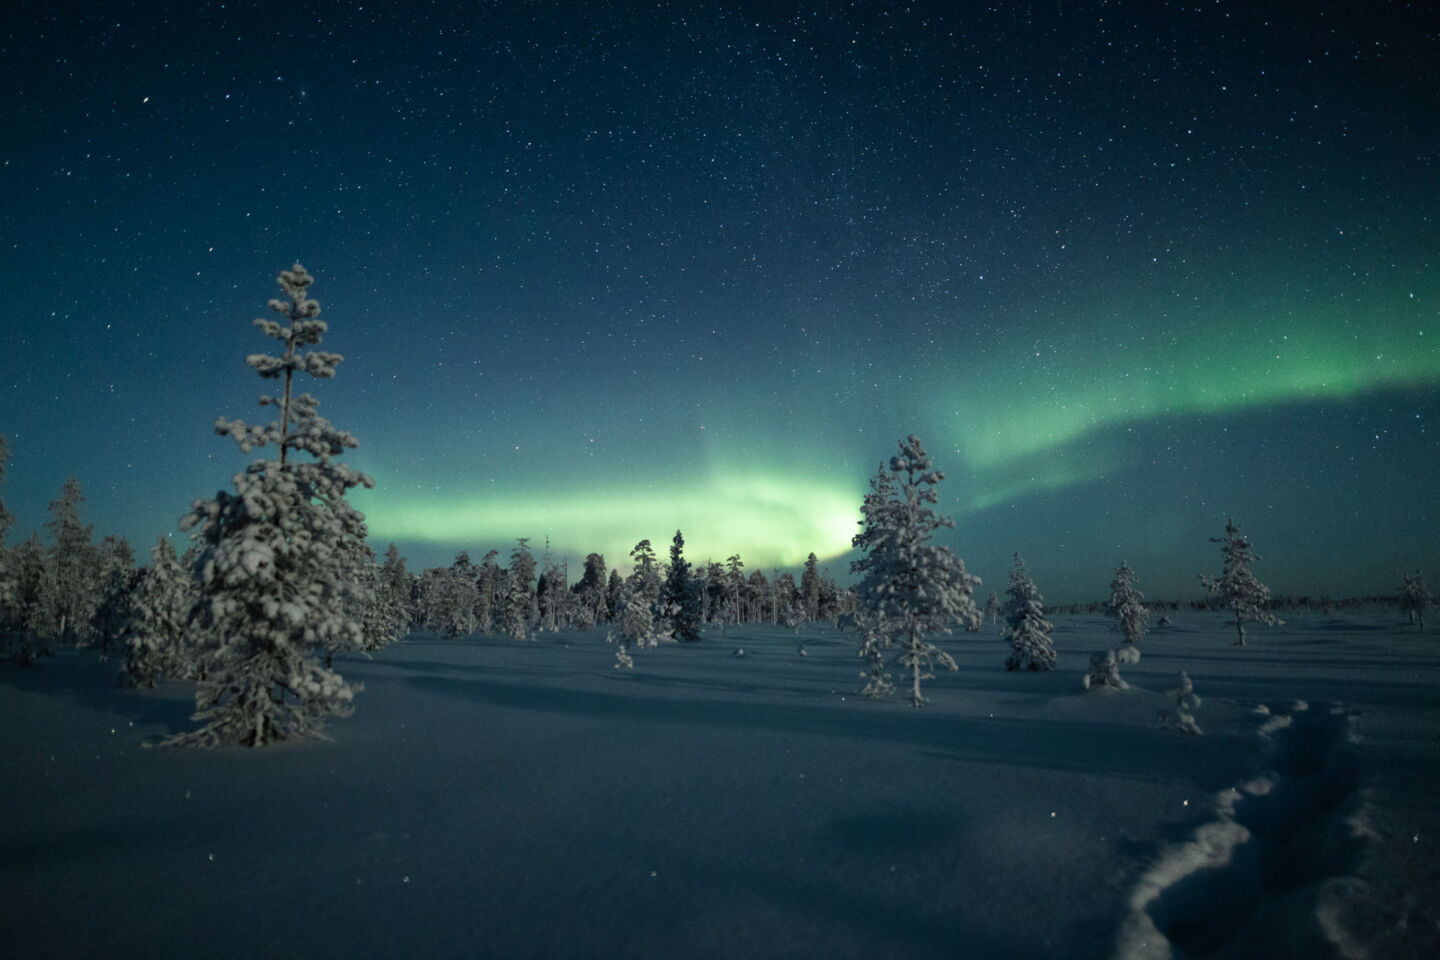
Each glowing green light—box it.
[359,469,862,570]
[941,307,1438,471]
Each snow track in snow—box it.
[1114,700,1368,960]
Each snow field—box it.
[2,612,1437,959]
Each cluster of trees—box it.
[0,462,141,666]
[405,535,858,644]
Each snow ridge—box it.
[1114,700,1367,959]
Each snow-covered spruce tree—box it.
[984,591,1000,628]
[122,536,193,687]
[503,538,538,641]
[1003,553,1056,671]
[661,529,702,642]
[610,577,659,668]
[536,554,569,632]
[773,571,799,631]
[1399,571,1433,632]
[46,477,100,647]
[475,549,504,634]
[377,542,413,639]
[575,553,609,629]
[332,532,396,659]
[0,435,12,641]
[92,536,139,658]
[855,612,894,698]
[3,533,55,664]
[1158,670,1202,735]
[1105,560,1149,658]
[170,263,373,747]
[747,568,770,624]
[434,554,479,638]
[851,436,982,706]
[627,539,661,611]
[1200,517,1278,647]
[800,552,822,623]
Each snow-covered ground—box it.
[3,612,1437,959]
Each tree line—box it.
[2,265,1434,745]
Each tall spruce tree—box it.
[504,538,538,641]
[377,542,413,638]
[4,534,54,663]
[661,529,702,642]
[1200,517,1278,646]
[851,435,981,706]
[46,477,99,646]
[91,536,139,658]
[170,264,373,747]
[0,436,13,649]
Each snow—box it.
[2,610,1438,959]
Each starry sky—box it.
[2,0,1436,604]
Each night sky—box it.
[2,1,1436,603]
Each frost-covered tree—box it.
[627,539,661,609]
[855,612,894,698]
[1200,517,1278,647]
[377,542,413,638]
[333,534,394,658]
[1081,649,1127,691]
[536,551,568,632]
[1003,554,1056,672]
[574,553,609,628]
[91,536,139,658]
[0,434,12,543]
[660,529,702,642]
[984,591,1001,628]
[851,436,982,706]
[46,477,100,646]
[1105,560,1149,652]
[0,436,13,641]
[1399,571,1433,632]
[3,533,54,663]
[604,568,625,622]
[503,538,538,641]
[610,574,660,667]
[475,549,504,634]
[433,553,479,638]
[722,555,745,624]
[170,264,372,747]
[800,552,822,622]
[122,536,193,687]
[1158,670,1202,735]
[773,571,800,632]
[747,569,771,624]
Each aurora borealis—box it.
[2,1,1436,602]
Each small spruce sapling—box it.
[1105,560,1148,657]
[1200,517,1279,647]
[1082,649,1127,691]
[1003,554,1056,671]
[1158,670,1202,734]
